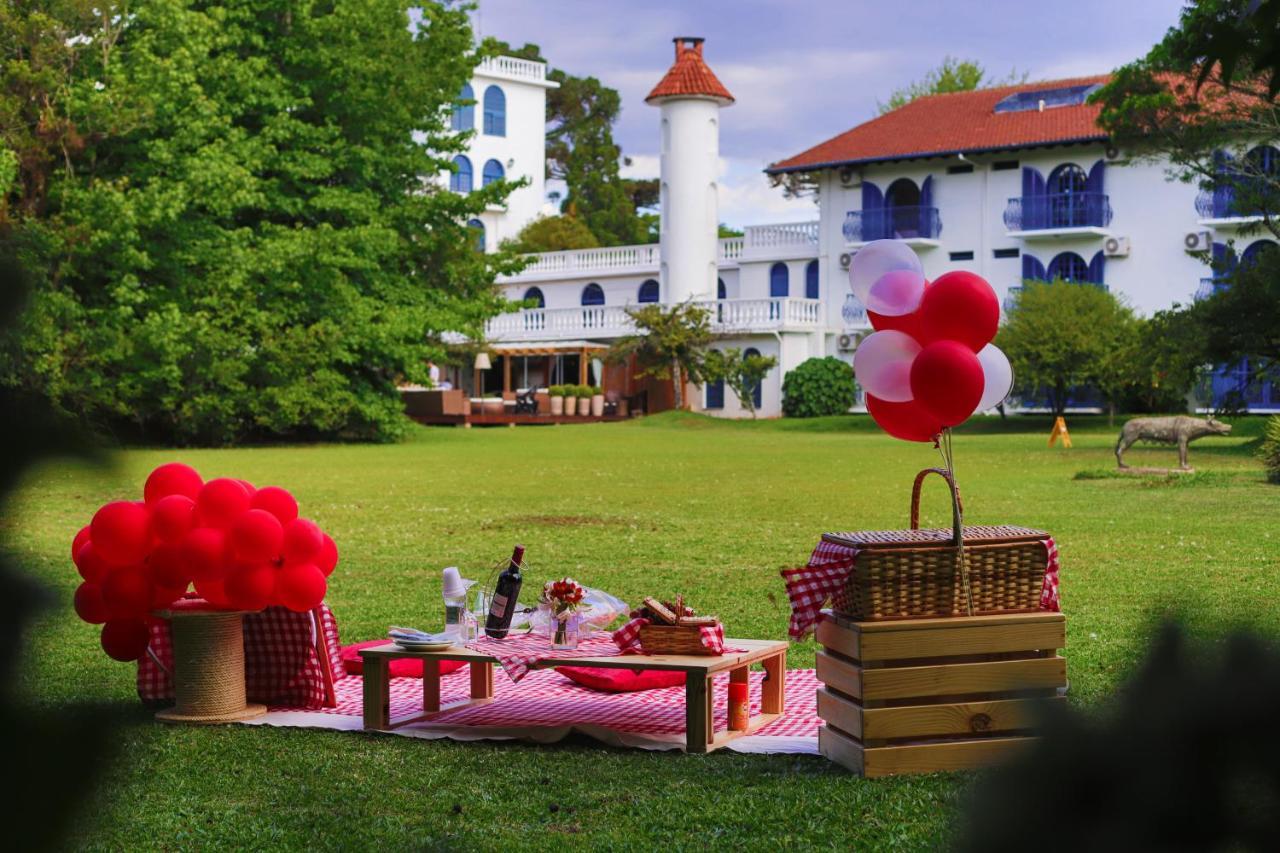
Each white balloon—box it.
[853,330,922,403]
[848,240,923,308]
[973,344,1014,414]
[866,268,927,317]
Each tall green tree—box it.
[0,1,521,444]
[607,301,713,410]
[878,56,1026,114]
[997,281,1135,418]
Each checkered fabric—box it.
[611,617,732,655]
[465,632,625,683]
[277,666,822,741]
[138,604,341,708]
[782,537,1063,639]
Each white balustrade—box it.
[476,55,547,81]
[483,298,825,342]
[717,237,744,260]
[512,244,661,278]
[743,221,820,250]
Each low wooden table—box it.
[358,639,787,753]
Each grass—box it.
[6,412,1279,850]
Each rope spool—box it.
[155,610,266,724]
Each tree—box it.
[0,2,521,444]
[704,348,777,418]
[878,56,1026,114]
[509,215,599,253]
[607,301,713,410]
[997,281,1135,419]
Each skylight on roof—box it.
[993,84,1102,114]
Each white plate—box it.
[392,639,455,651]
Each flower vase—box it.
[552,614,581,650]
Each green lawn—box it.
[8,413,1278,850]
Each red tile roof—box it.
[767,75,1112,174]
[646,37,735,105]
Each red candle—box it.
[728,681,749,731]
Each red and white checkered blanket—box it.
[138,604,344,708]
[781,536,1062,639]
[612,617,734,655]
[465,632,624,683]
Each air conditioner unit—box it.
[1103,235,1130,257]
[1104,144,1121,161]
[837,333,857,351]
[1184,230,1211,252]
[837,166,859,188]
[839,252,853,269]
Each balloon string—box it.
[935,427,973,616]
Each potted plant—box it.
[548,385,565,416]
[568,384,584,415]
[575,384,592,415]
[590,385,605,417]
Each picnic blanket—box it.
[465,632,625,683]
[782,536,1062,639]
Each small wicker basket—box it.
[639,623,721,656]
[824,468,1049,621]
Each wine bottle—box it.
[484,544,525,639]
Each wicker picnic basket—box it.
[823,468,1049,621]
[639,624,721,656]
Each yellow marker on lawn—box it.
[1048,416,1072,448]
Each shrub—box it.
[548,385,565,397]
[576,385,593,398]
[782,357,858,418]
[1261,415,1280,484]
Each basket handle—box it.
[910,467,964,544]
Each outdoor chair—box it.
[514,388,538,415]
[603,390,621,416]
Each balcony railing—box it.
[1194,184,1271,220]
[1003,192,1112,231]
[504,238,750,281]
[477,55,548,82]
[841,295,867,325]
[484,298,824,342]
[842,206,941,243]
[743,221,819,250]
[1195,276,1229,301]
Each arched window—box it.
[1047,252,1089,283]
[450,155,472,193]
[1246,145,1280,178]
[805,260,819,299]
[638,279,659,303]
[885,178,922,237]
[523,286,545,308]
[717,278,727,299]
[1241,239,1277,267]
[451,84,474,131]
[744,347,765,410]
[705,354,725,410]
[581,283,605,306]
[1047,163,1088,228]
[483,85,506,136]
[1049,163,1088,195]
[482,159,505,187]
[467,219,485,252]
[769,263,789,297]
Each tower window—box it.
[450,155,473,193]
[483,85,506,136]
[451,84,474,131]
[482,159,505,187]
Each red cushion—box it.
[555,666,685,692]
[341,641,466,678]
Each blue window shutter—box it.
[861,180,883,210]
[920,175,934,237]
[1086,160,1105,194]
[1022,166,1045,197]
[1022,167,1046,229]
[769,263,789,298]
[1212,241,1235,276]
[920,175,933,208]
[805,260,819,299]
[862,181,884,241]
[1212,151,1234,217]
[744,348,764,409]
[705,377,724,409]
[1088,251,1105,285]
[1022,254,1046,281]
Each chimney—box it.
[674,36,704,58]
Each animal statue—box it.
[1115,415,1232,470]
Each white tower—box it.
[646,37,735,304]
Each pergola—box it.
[485,341,611,395]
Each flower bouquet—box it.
[540,577,586,649]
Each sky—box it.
[470,0,1186,227]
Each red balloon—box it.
[919,270,1000,352]
[152,494,197,544]
[71,525,91,562]
[181,527,229,582]
[277,562,326,612]
[866,394,943,443]
[74,582,110,624]
[144,463,204,505]
[225,562,276,611]
[90,501,153,566]
[151,584,186,609]
[250,486,299,525]
[909,340,985,427]
[194,575,232,609]
[196,478,251,529]
[101,565,154,618]
[74,540,112,584]
[282,518,324,565]
[317,534,339,577]
[229,509,284,563]
[237,479,257,497]
[147,541,191,590]
[101,619,150,662]
[868,308,924,339]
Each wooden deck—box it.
[412,412,633,427]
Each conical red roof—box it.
[646,37,734,105]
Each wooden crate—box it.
[814,610,1066,778]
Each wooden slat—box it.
[422,659,442,712]
[685,675,710,753]
[862,696,1062,740]
[362,656,390,730]
[862,656,1066,701]
[816,617,860,660]
[816,687,863,740]
[826,610,1064,633]
[762,651,786,714]
[469,661,494,700]
[818,724,865,775]
[861,736,1035,778]
[815,651,862,698]
[859,619,1065,662]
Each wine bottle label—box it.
[489,593,508,617]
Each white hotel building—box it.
[457,39,1277,417]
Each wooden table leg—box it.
[362,656,390,730]
[762,650,786,715]
[470,660,494,700]
[422,659,442,712]
[685,674,710,753]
